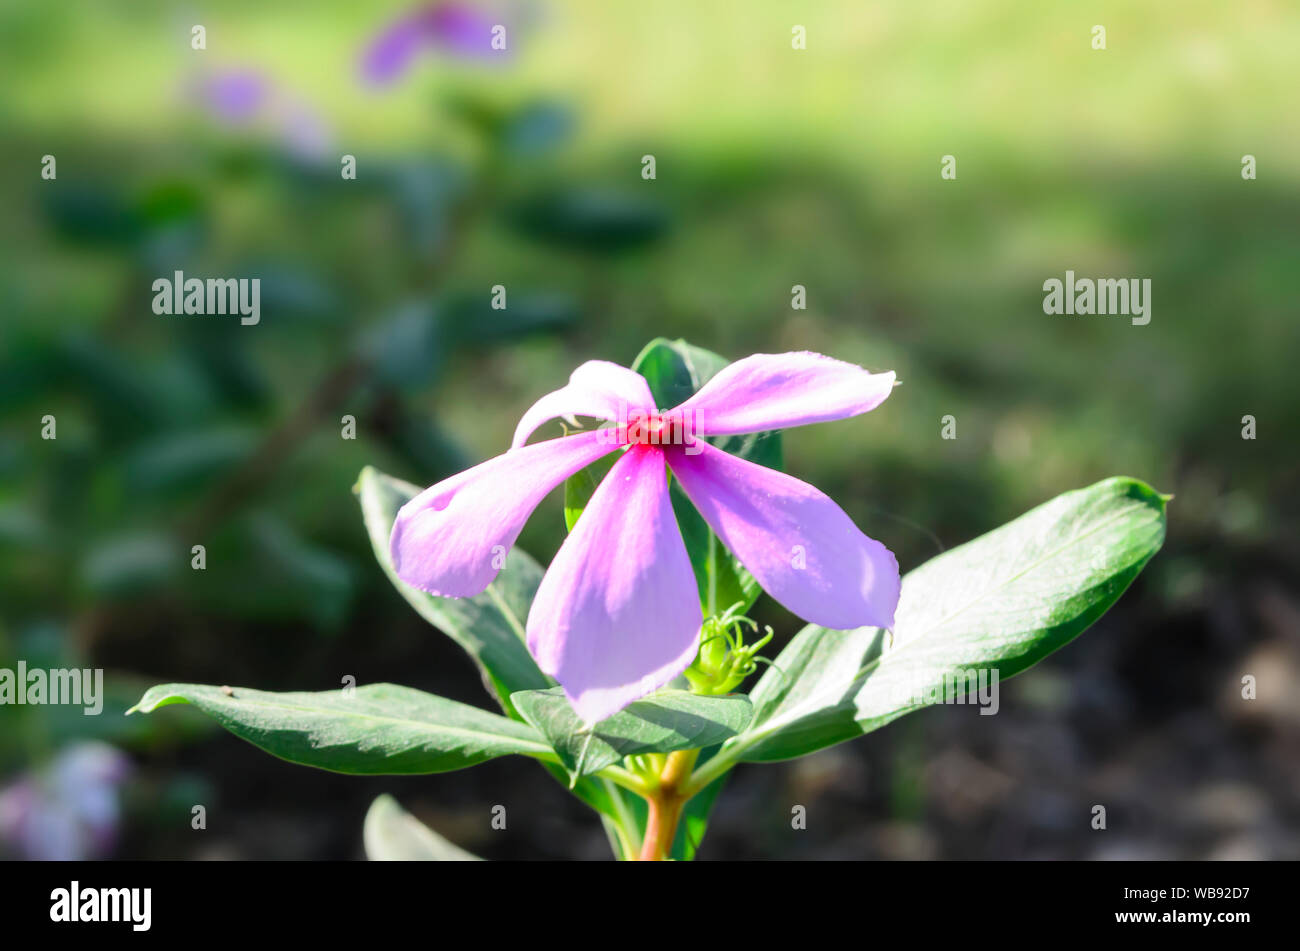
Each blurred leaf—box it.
[135,179,207,228]
[358,299,446,390]
[440,291,578,346]
[60,334,167,435]
[246,516,355,631]
[512,686,752,779]
[240,265,341,325]
[42,184,141,245]
[183,333,271,409]
[369,157,466,251]
[80,533,177,598]
[380,412,473,479]
[501,101,576,157]
[441,90,511,139]
[127,683,553,775]
[122,427,255,495]
[0,501,46,547]
[0,332,62,408]
[509,188,668,253]
[363,794,481,861]
[133,179,209,262]
[731,477,1168,762]
[172,514,356,631]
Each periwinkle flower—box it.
[391,352,901,723]
[361,2,510,86]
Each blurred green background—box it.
[1,0,1297,859]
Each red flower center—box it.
[624,410,691,446]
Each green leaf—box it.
[508,187,668,253]
[511,686,752,779]
[563,465,598,532]
[355,466,552,714]
[728,477,1168,763]
[441,290,579,346]
[127,683,553,775]
[630,338,783,615]
[563,450,617,532]
[363,794,482,861]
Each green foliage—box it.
[126,324,1169,861]
[128,683,552,774]
[699,477,1168,773]
[363,794,482,861]
[512,686,751,780]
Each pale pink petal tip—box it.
[667,441,901,632]
[673,351,896,437]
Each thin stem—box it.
[523,750,564,767]
[597,764,653,797]
[679,744,740,799]
[660,748,700,788]
[637,749,700,861]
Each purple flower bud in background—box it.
[195,69,272,123]
[0,742,132,861]
[190,68,334,162]
[361,2,512,86]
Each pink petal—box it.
[526,446,702,724]
[512,360,657,448]
[666,442,900,631]
[671,351,896,437]
[390,430,617,597]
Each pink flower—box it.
[390,352,901,723]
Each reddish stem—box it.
[637,749,698,860]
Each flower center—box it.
[625,410,688,446]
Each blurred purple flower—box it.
[0,742,131,861]
[275,100,335,162]
[361,2,509,85]
[197,70,272,123]
[190,68,334,162]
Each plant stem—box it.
[678,744,739,798]
[637,749,700,861]
[597,764,653,797]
